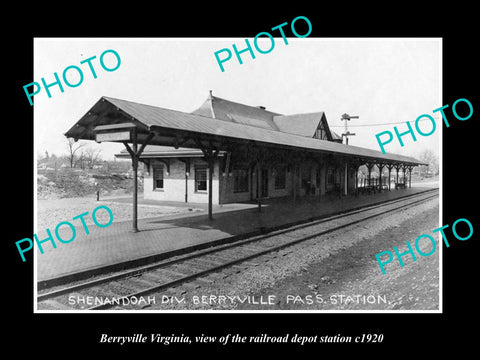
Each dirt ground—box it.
[36,196,202,230]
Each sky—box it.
[33,38,441,161]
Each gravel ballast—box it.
[129,196,440,311]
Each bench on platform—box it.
[395,182,407,189]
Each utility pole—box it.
[341,113,358,145]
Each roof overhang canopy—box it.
[64,96,427,166]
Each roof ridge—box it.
[211,95,283,116]
[274,111,325,118]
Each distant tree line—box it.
[417,148,439,176]
[65,138,103,169]
[38,138,130,171]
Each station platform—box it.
[36,185,439,286]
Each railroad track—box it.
[37,188,439,310]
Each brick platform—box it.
[36,185,438,284]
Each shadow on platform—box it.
[36,186,438,286]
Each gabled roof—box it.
[274,112,325,138]
[191,94,339,142]
[65,96,425,166]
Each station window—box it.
[315,128,325,140]
[314,123,329,140]
[233,168,249,193]
[195,167,207,192]
[153,165,164,190]
[274,166,286,190]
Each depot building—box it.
[106,92,421,205]
[65,91,425,223]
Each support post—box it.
[317,161,326,200]
[355,167,358,191]
[395,165,400,189]
[377,164,384,192]
[409,166,412,188]
[249,163,255,201]
[344,162,348,196]
[194,138,218,220]
[208,156,214,220]
[367,163,373,187]
[257,167,262,212]
[378,165,382,191]
[177,158,190,203]
[368,165,371,187]
[387,164,393,191]
[131,129,139,232]
[292,165,297,201]
[320,164,326,197]
[184,159,190,203]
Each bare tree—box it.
[418,148,439,176]
[83,147,102,169]
[66,138,86,168]
[76,150,86,170]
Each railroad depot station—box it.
[65,92,425,222]
[36,92,430,284]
